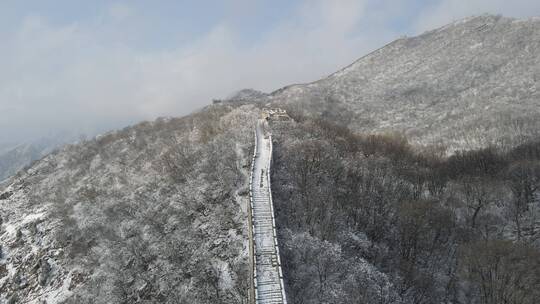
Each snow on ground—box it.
[251,119,287,304]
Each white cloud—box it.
[107,2,135,21]
[0,0,396,143]
[1,0,539,143]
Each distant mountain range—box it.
[0,137,68,182]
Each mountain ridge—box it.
[267,14,540,152]
[271,14,539,93]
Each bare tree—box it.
[458,176,503,229]
[505,161,540,240]
[460,240,540,304]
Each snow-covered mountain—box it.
[225,89,269,103]
[0,135,85,182]
[0,105,259,303]
[270,15,540,152]
[0,144,42,181]
[0,143,60,183]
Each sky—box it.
[1,0,540,144]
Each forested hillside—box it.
[271,115,540,304]
[266,18,540,301]
[270,15,540,152]
[0,104,259,303]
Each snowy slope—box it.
[0,104,259,304]
[270,15,540,152]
